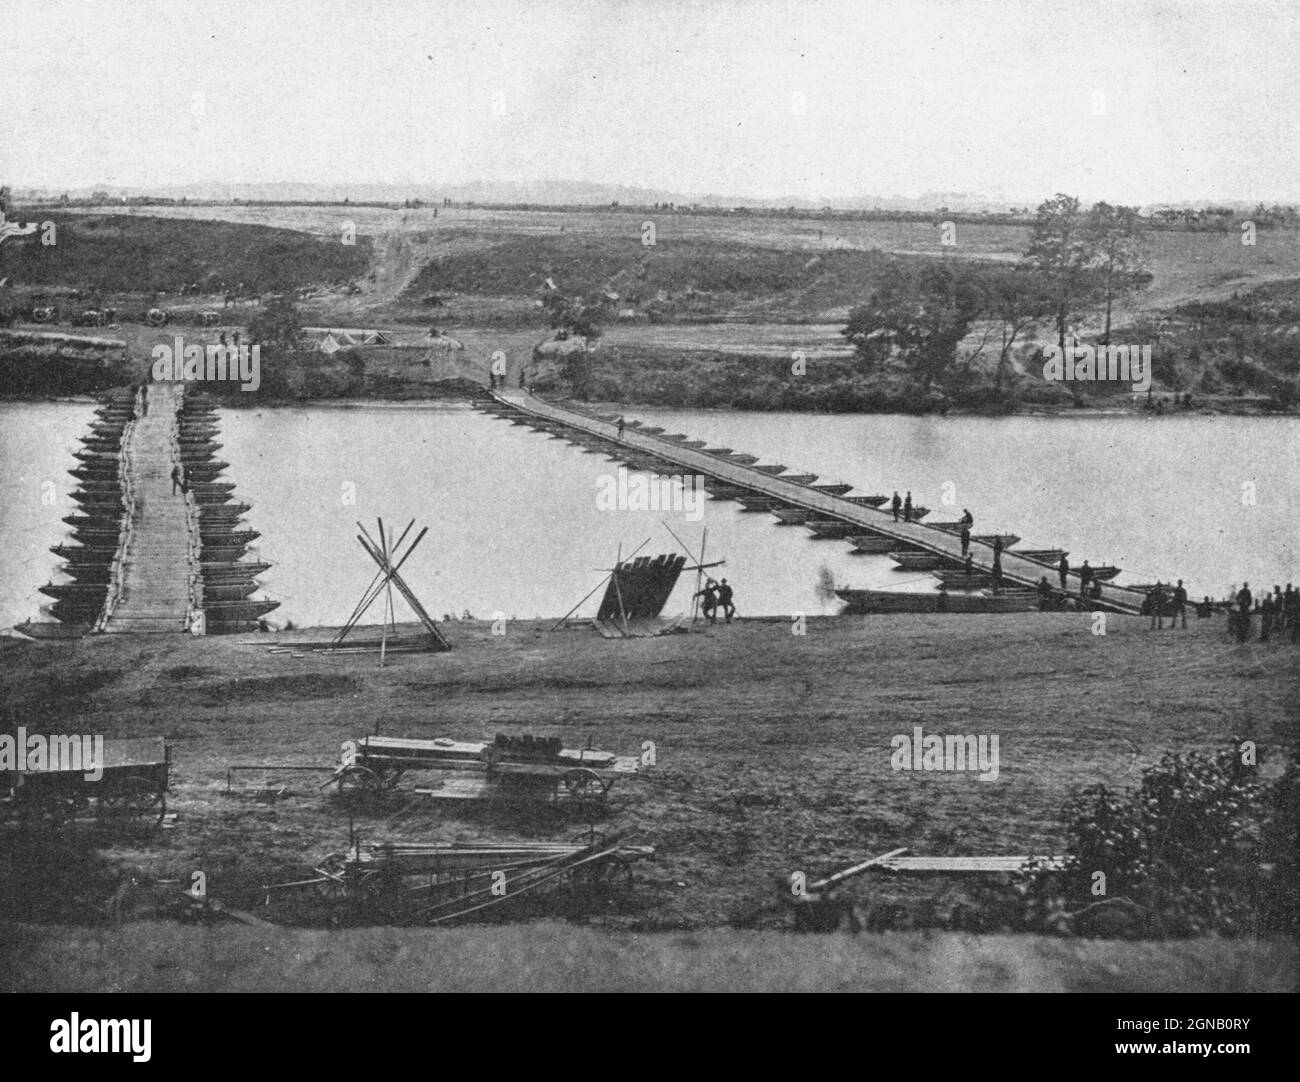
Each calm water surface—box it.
[2,401,1296,629]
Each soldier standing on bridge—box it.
[617,416,626,439]
[891,491,902,522]
[1058,554,1069,591]
[960,524,971,556]
[903,492,913,523]
[1078,560,1094,599]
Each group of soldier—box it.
[889,491,916,523]
[1144,580,1191,628]
[1226,583,1299,643]
[694,578,736,624]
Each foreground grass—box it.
[2,921,1292,993]
[1,615,1295,934]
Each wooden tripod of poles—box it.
[332,518,450,666]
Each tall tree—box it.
[248,294,303,351]
[981,268,1056,391]
[842,261,982,392]
[1024,194,1100,355]
[1085,202,1148,344]
[542,291,602,341]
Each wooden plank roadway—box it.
[490,390,1148,615]
[103,382,199,633]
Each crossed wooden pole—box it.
[332,518,450,664]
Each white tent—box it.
[303,327,394,351]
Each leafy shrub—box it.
[1030,744,1290,937]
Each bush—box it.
[1030,744,1289,937]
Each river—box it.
[2,401,1296,630]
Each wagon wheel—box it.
[562,768,609,799]
[337,765,385,800]
[22,791,85,827]
[104,778,167,824]
[314,853,350,901]
[126,779,167,824]
[561,768,610,817]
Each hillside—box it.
[0,213,371,295]
[4,205,1298,412]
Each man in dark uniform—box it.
[694,580,719,624]
[1078,560,1094,599]
[1235,582,1252,642]
[903,491,913,523]
[1261,591,1275,641]
[1037,576,1054,610]
[1149,581,1166,629]
[1058,554,1069,591]
[960,525,971,557]
[891,491,902,522]
[1171,579,1188,629]
[716,579,736,624]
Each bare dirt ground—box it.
[2,612,1294,990]
[2,614,1295,921]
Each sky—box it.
[2,0,1297,205]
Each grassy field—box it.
[3,921,1292,993]
[2,203,1290,410]
[1,214,370,295]
[1,613,1294,942]
[48,203,1300,322]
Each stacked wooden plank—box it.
[594,553,688,623]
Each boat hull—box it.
[836,588,1039,614]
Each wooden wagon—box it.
[1,738,170,826]
[328,733,643,810]
[307,834,655,923]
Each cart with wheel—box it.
[294,832,656,923]
[326,732,643,811]
[2,738,170,826]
